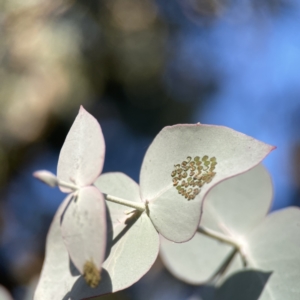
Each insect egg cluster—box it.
[171,155,217,200]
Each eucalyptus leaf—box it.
[216,207,300,300]
[160,165,273,284]
[34,195,77,300]
[57,106,105,193]
[94,172,142,224]
[34,173,159,300]
[60,187,106,277]
[95,172,159,294]
[244,207,300,300]
[140,124,275,242]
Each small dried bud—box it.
[33,170,58,187]
[83,260,101,288]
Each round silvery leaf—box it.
[68,206,159,299]
[34,196,77,300]
[95,172,159,294]
[202,164,272,236]
[160,234,233,285]
[140,124,275,242]
[94,172,142,226]
[57,106,105,192]
[60,186,106,281]
[216,207,300,300]
[245,207,300,300]
[160,165,273,284]
[34,173,159,300]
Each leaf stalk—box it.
[58,180,79,191]
[197,226,247,266]
[104,194,146,212]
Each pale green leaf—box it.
[34,196,77,300]
[140,124,274,242]
[95,173,159,294]
[34,173,159,300]
[160,165,273,284]
[203,164,272,236]
[215,207,300,300]
[245,207,300,300]
[61,186,106,274]
[57,106,105,193]
[94,172,142,227]
[160,234,233,285]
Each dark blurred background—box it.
[1,0,300,299]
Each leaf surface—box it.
[140,124,274,242]
[245,207,300,300]
[160,165,273,284]
[34,173,159,300]
[216,207,300,300]
[34,195,77,300]
[94,172,159,294]
[61,186,106,275]
[95,172,142,225]
[57,106,105,192]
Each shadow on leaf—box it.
[104,206,142,260]
[104,203,114,260]
[60,194,76,225]
[110,210,142,248]
[215,269,272,300]
[62,269,112,300]
[69,257,80,276]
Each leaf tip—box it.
[83,260,101,288]
[264,144,276,157]
[79,105,86,113]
